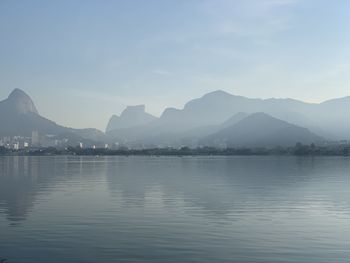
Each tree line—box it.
[1,143,350,156]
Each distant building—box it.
[79,142,83,148]
[31,131,39,146]
[40,135,56,147]
[13,142,19,150]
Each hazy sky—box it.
[1,0,350,130]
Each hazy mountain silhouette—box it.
[221,112,249,128]
[127,112,250,148]
[3,89,39,115]
[107,89,350,145]
[202,113,324,147]
[108,90,317,136]
[154,90,313,132]
[0,89,106,142]
[0,89,66,136]
[2,89,350,148]
[106,105,157,132]
[315,96,350,139]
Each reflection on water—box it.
[1,156,350,262]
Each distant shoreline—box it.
[1,144,350,157]
[1,154,350,157]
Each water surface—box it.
[1,156,350,262]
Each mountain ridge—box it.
[202,112,324,147]
[118,90,350,140]
[2,88,39,115]
[106,105,157,132]
[2,88,350,148]
[0,89,106,143]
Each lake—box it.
[1,156,350,262]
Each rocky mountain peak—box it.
[121,105,146,116]
[5,89,38,114]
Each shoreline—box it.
[2,143,350,157]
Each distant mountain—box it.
[315,96,350,139]
[106,105,157,132]
[109,90,318,136]
[106,112,251,148]
[220,112,249,128]
[107,89,350,145]
[154,90,314,132]
[106,90,321,145]
[0,89,65,136]
[3,88,350,148]
[140,112,250,147]
[0,89,106,143]
[2,89,38,115]
[202,113,324,147]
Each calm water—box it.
[1,156,350,263]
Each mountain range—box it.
[106,105,157,132]
[0,89,107,145]
[202,113,323,147]
[2,88,350,148]
[106,90,350,147]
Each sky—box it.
[1,0,350,130]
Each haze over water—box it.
[1,156,350,263]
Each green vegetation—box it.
[1,143,350,156]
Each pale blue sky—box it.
[1,0,350,130]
